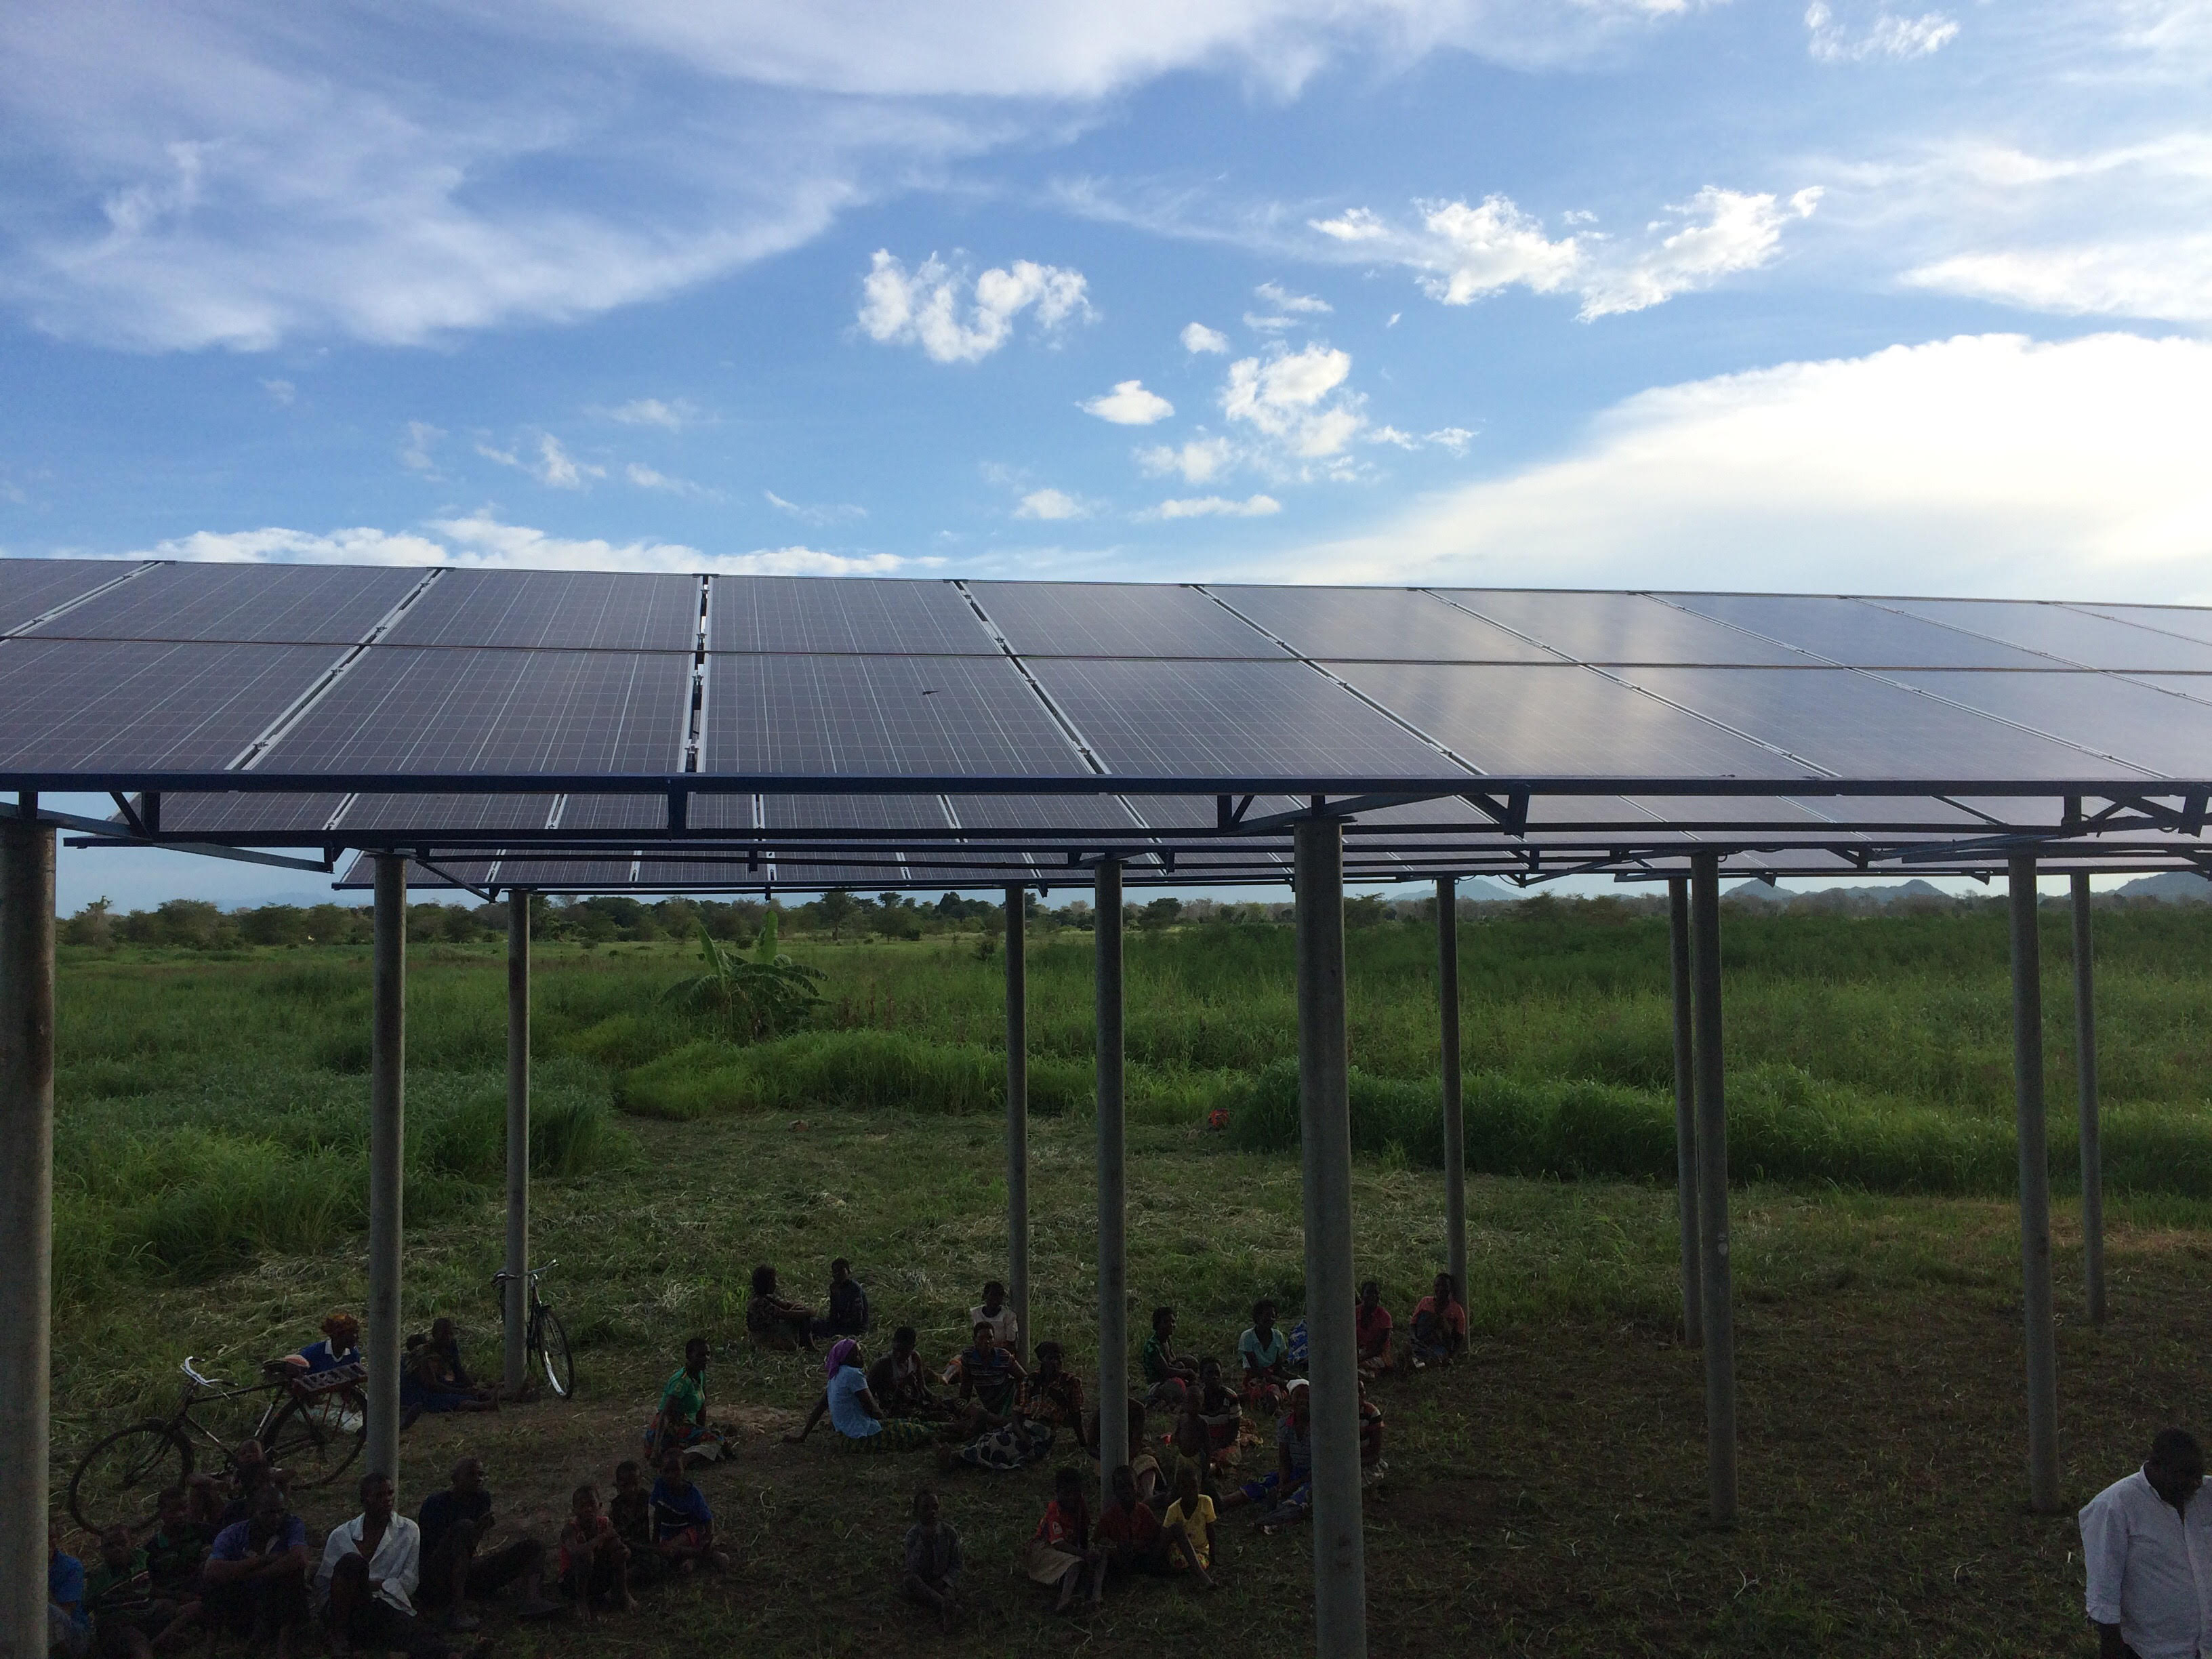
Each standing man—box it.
[2081,1428,2212,1659]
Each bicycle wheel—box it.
[263,1389,367,1489]
[70,1422,191,1534]
[535,1308,576,1399]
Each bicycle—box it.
[70,1355,366,1534]
[492,1261,575,1400]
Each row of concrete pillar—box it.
[0,816,2112,1658]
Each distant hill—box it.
[2112,870,2212,903]
[1723,878,1954,907]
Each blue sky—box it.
[5,0,2211,909]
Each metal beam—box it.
[2011,857,2061,1512]
[1094,859,1128,1504]
[1435,878,1467,1310]
[1004,885,1029,1366]
[504,889,530,1395]
[0,812,56,1659]
[1689,852,1736,1527]
[1668,876,1702,1348]
[1296,818,1368,1658]
[2071,872,2104,1326]
[367,855,407,1489]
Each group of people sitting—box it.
[721,1256,1467,1616]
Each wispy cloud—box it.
[260,378,295,406]
[479,433,606,489]
[1080,380,1175,425]
[626,462,717,499]
[1142,493,1282,519]
[857,251,1093,363]
[765,490,867,524]
[1135,436,1238,485]
[398,421,443,475]
[1254,280,1330,313]
[607,398,698,430]
[1014,487,1088,520]
[1181,322,1231,354]
[1805,2,1959,62]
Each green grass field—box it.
[45,897,2212,1654]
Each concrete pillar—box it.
[1668,877,1702,1347]
[504,889,529,1395]
[1298,819,1368,1658]
[2012,857,2061,1512]
[1689,854,1736,1527]
[1004,886,1029,1366]
[1093,860,1127,1498]
[1435,878,1467,1307]
[2071,872,2104,1326]
[367,856,407,1488]
[0,811,56,1659]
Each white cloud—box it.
[260,377,294,405]
[1425,426,1475,455]
[136,514,911,575]
[1143,493,1282,519]
[1305,186,1820,319]
[625,462,715,498]
[1014,487,1087,520]
[481,433,605,489]
[1805,2,1959,62]
[1136,436,1237,485]
[1254,280,1330,313]
[765,490,867,524]
[1080,379,1175,425]
[1223,342,1365,460]
[1906,242,2212,321]
[1181,321,1231,354]
[398,421,443,474]
[1262,333,2212,597]
[857,250,1092,364]
[607,398,696,430]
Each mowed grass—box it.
[44,899,2212,1653]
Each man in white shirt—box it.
[318,1471,461,1659]
[2081,1429,2212,1659]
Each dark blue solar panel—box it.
[35,562,422,645]
[1879,671,2212,777]
[1024,658,1461,777]
[1211,586,1559,662]
[387,569,703,650]
[2074,604,2212,652]
[1323,661,1807,779]
[709,577,993,654]
[1655,594,2048,668]
[0,560,144,635]
[971,582,1286,659]
[1880,598,2212,672]
[699,654,1088,777]
[0,640,345,771]
[1446,591,1796,665]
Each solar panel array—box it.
[7,556,2212,893]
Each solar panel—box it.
[709,577,994,655]
[33,562,422,645]
[1322,661,1809,779]
[0,560,144,636]
[1210,586,1560,662]
[1878,598,2212,672]
[699,653,1089,777]
[1443,591,1799,665]
[970,582,1286,659]
[1024,657,1462,778]
[1614,666,2152,780]
[163,792,350,836]
[1877,671,2212,777]
[1658,594,2051,669]
[386,569,703,651]
[0,640,345,771]
[2073,603,2212,651]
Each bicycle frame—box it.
[172,1357,350,1467]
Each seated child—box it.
[902,1489,962,1632]
[948,1322,1025,1425]
[867,1328,959,1425]
[743,1265,815,1352]
[144,1486,211,1600]
[606,1462,666,1587]
[1019,1343,1090,1451]
[809,1258,871,1341]
[1197,1358,1243,1463]
[403,1317,498,1425]
[649,1452,731,1572]
[1355,1280,1395,1376]
[1094,1465,1164,1586]
[1023,1468,1103,1614]
[1158,1469,1218,1589]
[1223,1377,1313,1524]
[968,1282,1019,1355]
[1139,1307,1199,1410]
[1237,1300,1291,1414]
[556,1487,633,1619]
[1360,1380,1386,1477]
[1410,1271,1469,1368]
[85,1524,179,1658]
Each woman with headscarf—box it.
[786,1341,935,1452]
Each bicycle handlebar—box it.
[180,1356,226,1390]
[489,1260,556,1284]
